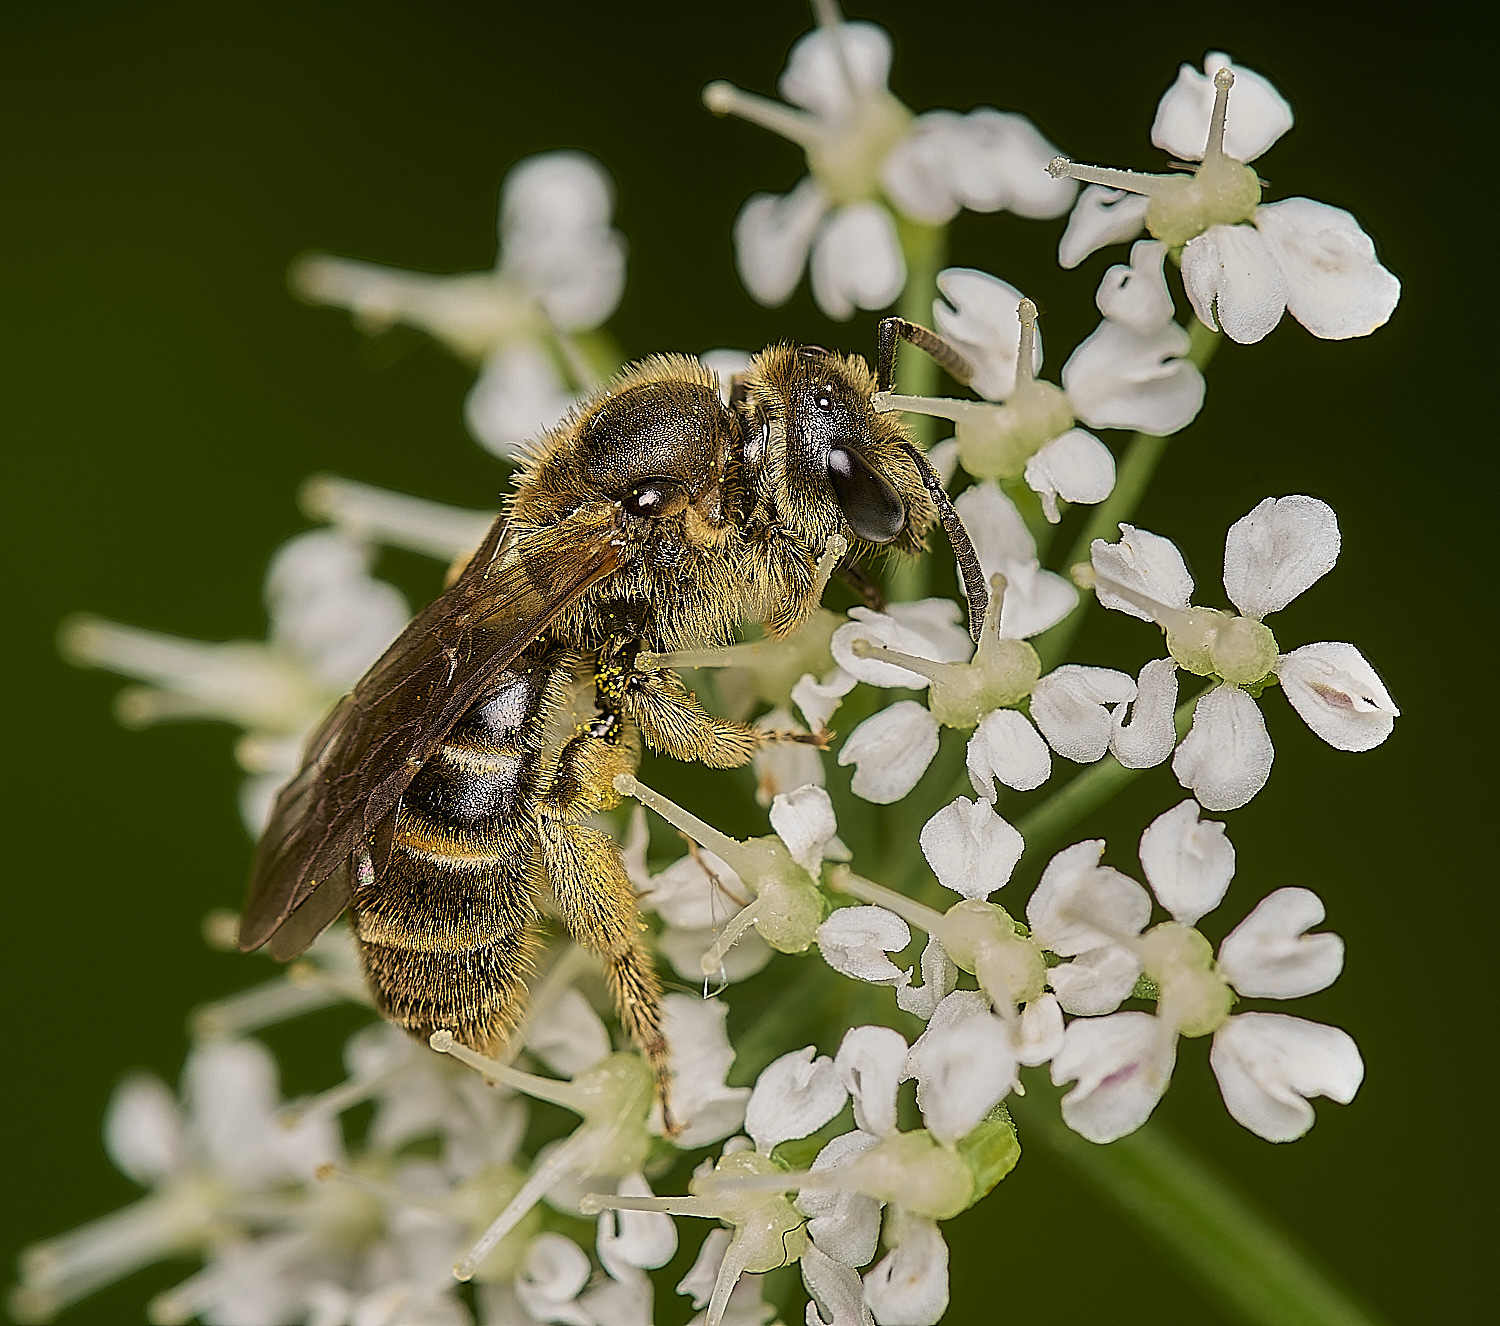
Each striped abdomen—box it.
[349,650,564,1053]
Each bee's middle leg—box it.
[621,667,825,767]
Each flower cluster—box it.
[33,10,1403,1326]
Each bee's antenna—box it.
[901,444,989,642]
[876,316,975,393]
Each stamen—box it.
[453,1126,596,1280]
[190,977,341,1040]
[702,81,818,148]
[829,866,949,937]
[870,391,982,423]
[614,773,746,869]
[811,532,848,605]
[278,1068,385,1130]
[848,638,950,684]
[1046,156,1173,199]
[316,1163,451,1216]
[579,1191,712,1218]
[1205,67,1235,164]
[1015,300,1039,389]
[811,0,860,108]
[1087,568,1194,634]
[698,897,767,975]
[429,1031,584,1111]
[299,474,493,563]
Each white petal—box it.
[733,177,831,307]
[1172,685,1274,811]
[1138,799,1236,926]
[745,1047,849,1153]
[1181,224,1288,345]
[1218,888,1344,999]
[1095,240,1176,333]
[801,1131,885,1270]
[947,108,1076,219]
[1062,320,1205,436]
[104,1073,182,1186]
[862,1215,949,1326]
[598,1173,679,1274]
[1090,524,1194,622]
[1058,186,1150,269]
[516,1232,592,1326]
[1016,993,1065,1067]
[1222,495,1340,619]
[501,153,627,332]
[1254,198,1401,339]
[640,848,747,930]
[1110,657,1180,769]
[1030,665,1136,764]
[886,599,975,667]
[699,348,754,406]
[1051,1012,1177,1143]
[1150,53,1293,164]
[793,669,859,732]
[879,110,967,225]
[754,708,827,806]
[896,936,959,1021]
[1025,840,1151,956]
[657,995,751,1148]
[839,702,940,804]
[1210,1013,1363,1142]
[1047,944,1142,1016]
[465,342,575,460]
[266,530,408,690]
[953,480,1037,577]
[918,796,1024,899]
[1024,429,1116,523]
[659,925,773,987]
[527,987,612,1078]
[932,268,1041,401]
[802,1240,877,1325]
[677,1228,731,1310]
[810,203,906,321]
[779,20,894,117]
[966,709,1051,800]
[832,606,964,688]
[817,905,913,988]
[905,1007,1016,1145]
[771,784,839,877]
[836,1025,909,1138]
[1276,641,1398,751]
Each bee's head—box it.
[735,343,935,557]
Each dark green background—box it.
[3,3,1488,1323]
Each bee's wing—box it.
[239,510,626,954]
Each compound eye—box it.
[827,445,906,544]
[623,479,689,519]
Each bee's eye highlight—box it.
[814,386,836,412]
[623,480,689,519]
[827,445,906,544]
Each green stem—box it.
[1009,1075,1386,1326]
[1016,693,1197,859]
[1033,321,1221,672]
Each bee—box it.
[239,317,989,1104]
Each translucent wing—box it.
[240,509,626,953]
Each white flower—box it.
[658,995,752,1149]
[877,262,1203,520]
[15,1040,344,1323]
[1051,55,1399,344]
[294,151,626,457]
[1089,496,1399,809]
[60,529,408,832]
[706,5,1072,319]
[1044,803,1363,1143]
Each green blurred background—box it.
[3,2,1489,1323]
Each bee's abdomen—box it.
[350,663,555,1054]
